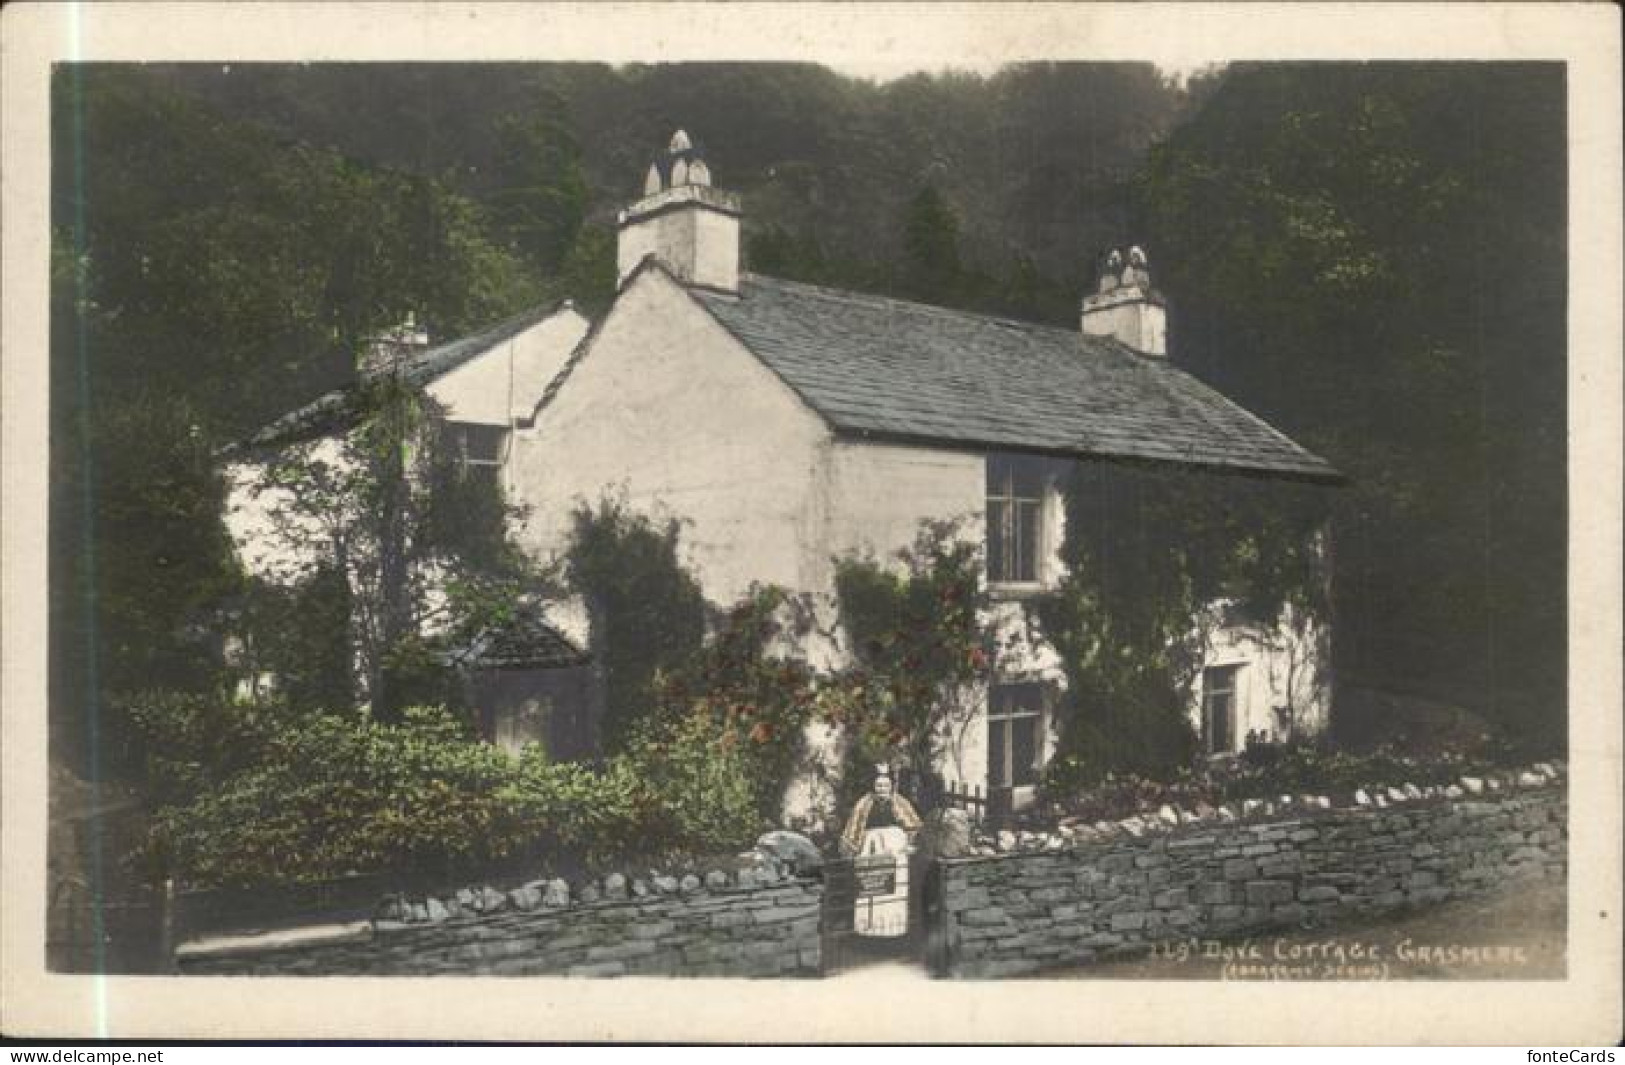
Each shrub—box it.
[619,711,767,855]
[145,699,768,889]
[565,497,707,752]
[655,583,819,822]
[829,521,992,804]
[120,689,295,807]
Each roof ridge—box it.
[229,298,571,454]
[738,272,1086,340]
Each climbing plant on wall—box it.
[563,497,709,752]
[1033,461,1333,791]
[828,520,996,805]
[242,377,530,722]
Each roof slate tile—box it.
[694,275,1339,481]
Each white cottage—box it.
[509,132,1340,815]
[230,129,1340,817]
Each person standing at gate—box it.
[839,766,922,857]
[840,766,922,938]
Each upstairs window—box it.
[986,454,1043,584]
[446,421,508,485]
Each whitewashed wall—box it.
[224,435,350,585]
[509,269,829,604]
[429,307,590,428]
[1191,602,1331,749]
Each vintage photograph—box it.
[42,56,1570,982]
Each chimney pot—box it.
[1081,245,1166,357]
[616,130,741,292]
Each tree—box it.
[486,103,590,273]
[899,185,964,301]
[240,376,531,722]
[50,67,542,766]
[1033,463,1333,788]
[1134,64,1566,746]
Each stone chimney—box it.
[361,313,430,376]
[616,130,742,293]
[1081,245,1167,357]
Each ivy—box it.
[563,497,708,752]
[241,376,535,722]
[827,521,995,805]
[1033,461,1333,790]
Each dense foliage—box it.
[1034,463,1333,787]
[133,697,767,889]
[563,498,708,751]
[829,522,994,802]
[654,584,821,823]
[241,378,532,721]
[1135,64,1565,745]
[50,66,541,764]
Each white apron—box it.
[853,825,910,937]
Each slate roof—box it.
[452,610,589,672]
[230,302,568,453]
[691,274,1340,482]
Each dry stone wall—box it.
[937,769,1566,978]
[177,862,820,977]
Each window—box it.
[986,455,1043,584]
[1202,665,1240,755]
[447,421,508,486]
[988,682,1044,790]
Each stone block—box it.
[629,920,677,940]
[1110,911,1148,932]
[1153,888,1189,909]
[754,904,816,925]
[960,908,1012,928]
[1245,880,1295,906]
[1224,859,1257,881]
[1198,882,1232,906]
[1271,903,1307,924]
